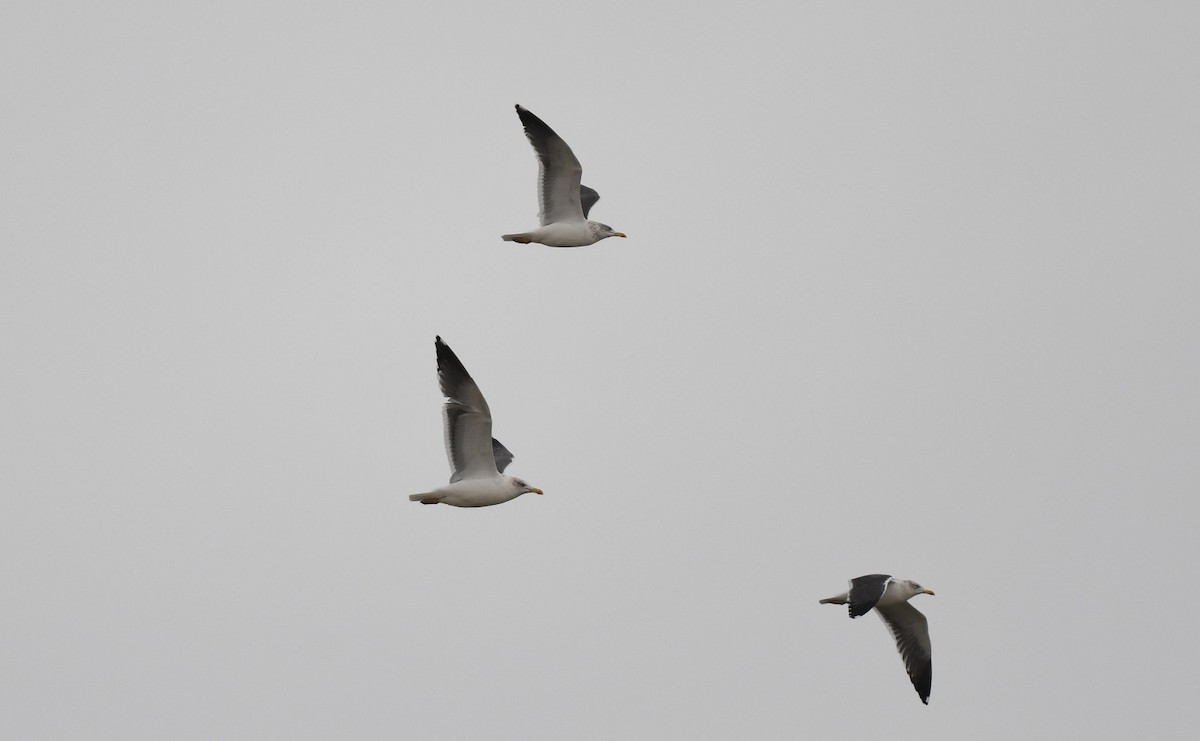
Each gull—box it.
[501,104,626,247]
[820,574,936,704]
[409,337,543,507]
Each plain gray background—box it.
[3,2,1197,738]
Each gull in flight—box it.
[501,104,626,247]
[820,574,936,704]
[409,337,543,507]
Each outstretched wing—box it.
[436,337,499,483]
[876,601,933,704]
[491,438,515,474]
[515,105,585,226]
[847,574,892,618]
[579,185,601,219]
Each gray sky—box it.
[3,2,1198,738]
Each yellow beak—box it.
[529,488,544,495]
[614,232,627,238]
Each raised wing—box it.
[579,185,601,219]
[515,105,585,226]
[876,601,933,704]
[847,574,892,618]
[491,438,514,474]
[435,337,499,483]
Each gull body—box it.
[409,338,543,508]
[820,574,936,705]
[501,105,626,248]
[504,220,620,248]
[411,476,533,509]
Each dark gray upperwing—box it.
[848,574,892,618]
[491,438,515,474]
[579,185,600,219]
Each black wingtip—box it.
[434,336,459,364]
[435,337,473,388]
[515,105,547,129]
[848,604,873,619]
[914,669,932,705]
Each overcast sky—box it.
[3,2,1198,739]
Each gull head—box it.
[510,477,544,496]
[588,221,627,242]
[901,580,935,599]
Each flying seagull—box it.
[820,574,935,704]
[501,104,626,247]
[409,337,543,507]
